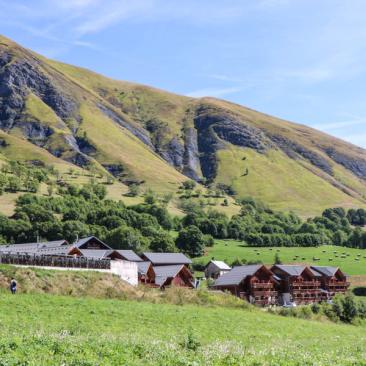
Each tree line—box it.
[0,175,365,258]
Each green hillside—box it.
[195,242,366,276]
[0,35,366,215]
[0,291,365,365]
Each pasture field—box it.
[0,292,365,365]
[195,242,366,276]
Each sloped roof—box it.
[273,265,308,277]
[78,249,112,259]
[37,245,73,256]
[0,240,69,254]
[137,261,152,275]
[116,250,142,262]
[142,252,192,265]
[214,265,262,287]
[153,265,187,287]
[311,266,339,277]
[73,236,112,250]
[207,260,231,270]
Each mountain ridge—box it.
[0,34,365,215]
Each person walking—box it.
[10,278,17,294]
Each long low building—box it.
[212,264,350,306]
[0,237,195,289]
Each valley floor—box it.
[0,292,364,365]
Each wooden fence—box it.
[0,253,111,270]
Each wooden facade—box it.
[205,260,231,279]
[137,262,155,284]
[153,265,194,289]
[271,265,322,305]
[311,266,350,299]
[212,265,279,306]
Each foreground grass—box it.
[0,292,364,365]
[196,242,366,276]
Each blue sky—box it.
[1,0,366,148]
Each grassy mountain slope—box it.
[1,35,366,215]
[1,291,366,365]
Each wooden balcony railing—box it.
[292,281,320,286]
[251,282,274,289]
[251,290,278,296]
[327,282,350,288]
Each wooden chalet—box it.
[71,236,112,250]
[152,265,194,289]
[311,266,350,298]
[212,265,279,306]
[271,265,322,305]
[141,252,192,267]
[137,261,155,284]
[205,260,231,279]
[115,250,142,262]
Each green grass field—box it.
[195,242,366,276]
[0,292,364,365]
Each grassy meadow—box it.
[0,292,364,365]
[195,242,366,276]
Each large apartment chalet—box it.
[212,265,279,306]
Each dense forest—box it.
[0,163,365,259]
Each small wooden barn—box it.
[141,252,192,267]
[205,260,231,279]
[152,265,194,289]
[137,261,155,284]
[212,265,279,306]
[271,265,322,305]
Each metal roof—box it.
[311,266,339,277]
[273,265,308,277]
[142,252,192,265]
[214,265,262,287]
[207,260,231,270]
[137,261,152,275]
[73,236,112,250]
[116,250,142,262]
[0,240,69,254]
[153,265,185,286]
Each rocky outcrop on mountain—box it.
[0,52,77,129]
[182,128,201,181]
[159,137,185,170]
[324,148,366,180]
[0,49,91,166]
[270,135,333,176]
[97,103,153,149]
[75,135,97,155]
[14,121,53,147]
[193,106,271,180]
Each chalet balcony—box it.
[293,293,321,299]
[251,282,274,289]
[327,281,350,288]
[292,290,321,296]
[252,290,278,297]
[292,281,320,287]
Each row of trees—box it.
[178,199,366,250]
[0,161,52,194]
[0,174,365,257]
